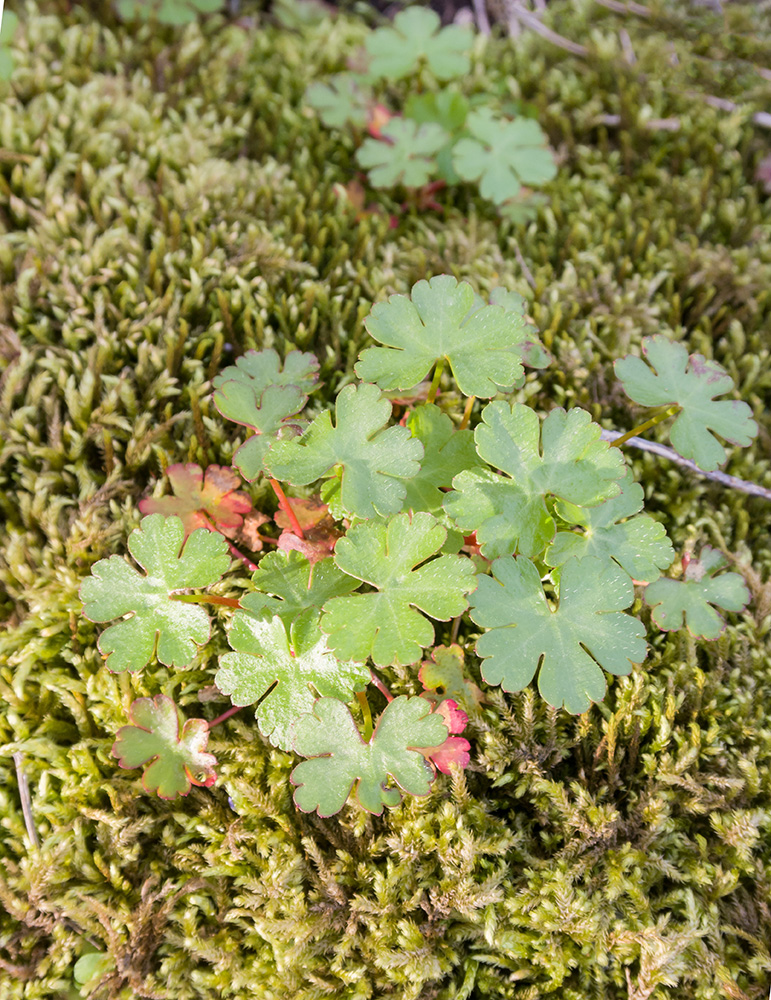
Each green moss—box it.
[1,1,770,997]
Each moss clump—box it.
[1,2,770,997]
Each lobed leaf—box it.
[265,382,423,519]
[364,7,472,82]
[322,512,477,666]
[469,556,647,714]
[291,695,449,816]
[444,402,627,559]
[111,695,217,799]
[356,119,448,189]
[243,550,359,627]
[215,612,370,751]
[422,699,470,774]
[419,644,484,713]
[274,496,342,564]
[306,74,371,129]
[453,109,557,206]
[614,336,758,471]
[402,404,482,516]
[80,515,230,673]
[356,275,537,397]
[546,469,674,584]
[139,463,252,537]
[644,546,750,639]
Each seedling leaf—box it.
[139,463,252,537]
[356,275,536,397]
[453,110,557,206]
[614,336,758,471]
[644,546,750,639]
[213,347,319,398]
[364,7,472,82]
[265,382,423,519]
[306,74,371,129]
[419,644,484,713]
[80,515,230,673]
[469,556,647,714]
[291,695,449,816]
[402,404,482,515]
[546,470,674,584]
[216,613,370,751]
[322,512,477,666]
[111,695,217,798]
[444,402,626,559]
[275,496,342,563]
[423,699,470,774]
[357,119,448,189]
[243,550,359,626]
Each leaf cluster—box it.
[304,8,557,218]
[81,275,756,816]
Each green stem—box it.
[426,358,445,405]
[611,405,681,449]
[459,395,476,431]
[171,594,241,609]
[357,690,373,743]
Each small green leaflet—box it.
[139,463,252,537]
[364,7,472,82]
[614,336,758,472]
[644,546,750,640]
[80,515,230,673]
[322,512,476,666]
[402,404,482,515]
[242,550,359,626]
[215,612,370,752]
[291,695,449,816]
[469,556,647,714]
[453,110,557,206]
[546,470,674,584]
[444,402,626,559]
[419,644,484,713]
[213,349,319,480]
[265,382,423,519]
[0,11,17,80]
[357,119,448,189]
[306,74,371,129]
[111,695,217,799]
[356,275,538,398]
[403,88,469,183]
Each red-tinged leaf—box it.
[368,103,392,138]
[111,695,217,799]
[275,497,343,564]
[236,510,272,552]
[421,699,470,774]
[139,464,252,538]
[419,644,484,712]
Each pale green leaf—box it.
[306,74,371,129]
[357,119,448,188]
[402,403,482,515]
[364,7,472,82]
[243,550,359,625]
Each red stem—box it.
[226,539,258,572]
[207,705,243,729]
[369,669,394,702]
[269,479,305,539]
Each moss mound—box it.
[1,2,771,997]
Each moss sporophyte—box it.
[79,274,758,816]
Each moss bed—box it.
[1,1,771,997]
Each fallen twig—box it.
[594,0,652,17]
[600,430,771,501]
[504,1,589,56]
[471,0,491,36]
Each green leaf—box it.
[0,10,16,79]
[306,74,371,129]
[444,402,626,559]
[158,0,198,24]
[364,7,472,82]
[242,550,359,625]
[215,612,370,751]
[402,404,482,515]
[614,336,758,471]
[404,87,469,133]
[291,695,449,816]
[73,952,115,987]
[546,470,674,584]
[111,695,217,798]
[80,514,230,673]
[484,288,552,369]
[644,546,750,640]
[213,348,319,398]
[356,275,537,397]
[139,463,252,537]
[419,644,484,713]
[470,556,647,714]
[215,383,308,481]
[265,382,423,519]
[321,512,477,666]
[356,119,448,189]
[453,109,557,205]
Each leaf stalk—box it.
[611,405,681,449]
[426,358,446,405]
[356,690,374,742]
[170,594,242,609]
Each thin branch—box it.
[689,91,771,129]
[511,238,537,290]
[13,753,40,849]
[504,1,589,56]
[471,0,491,35]
[600,430,771,501]
[593,0,651,17]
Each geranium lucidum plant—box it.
[305,8,557,220]
[80,275,757,816]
